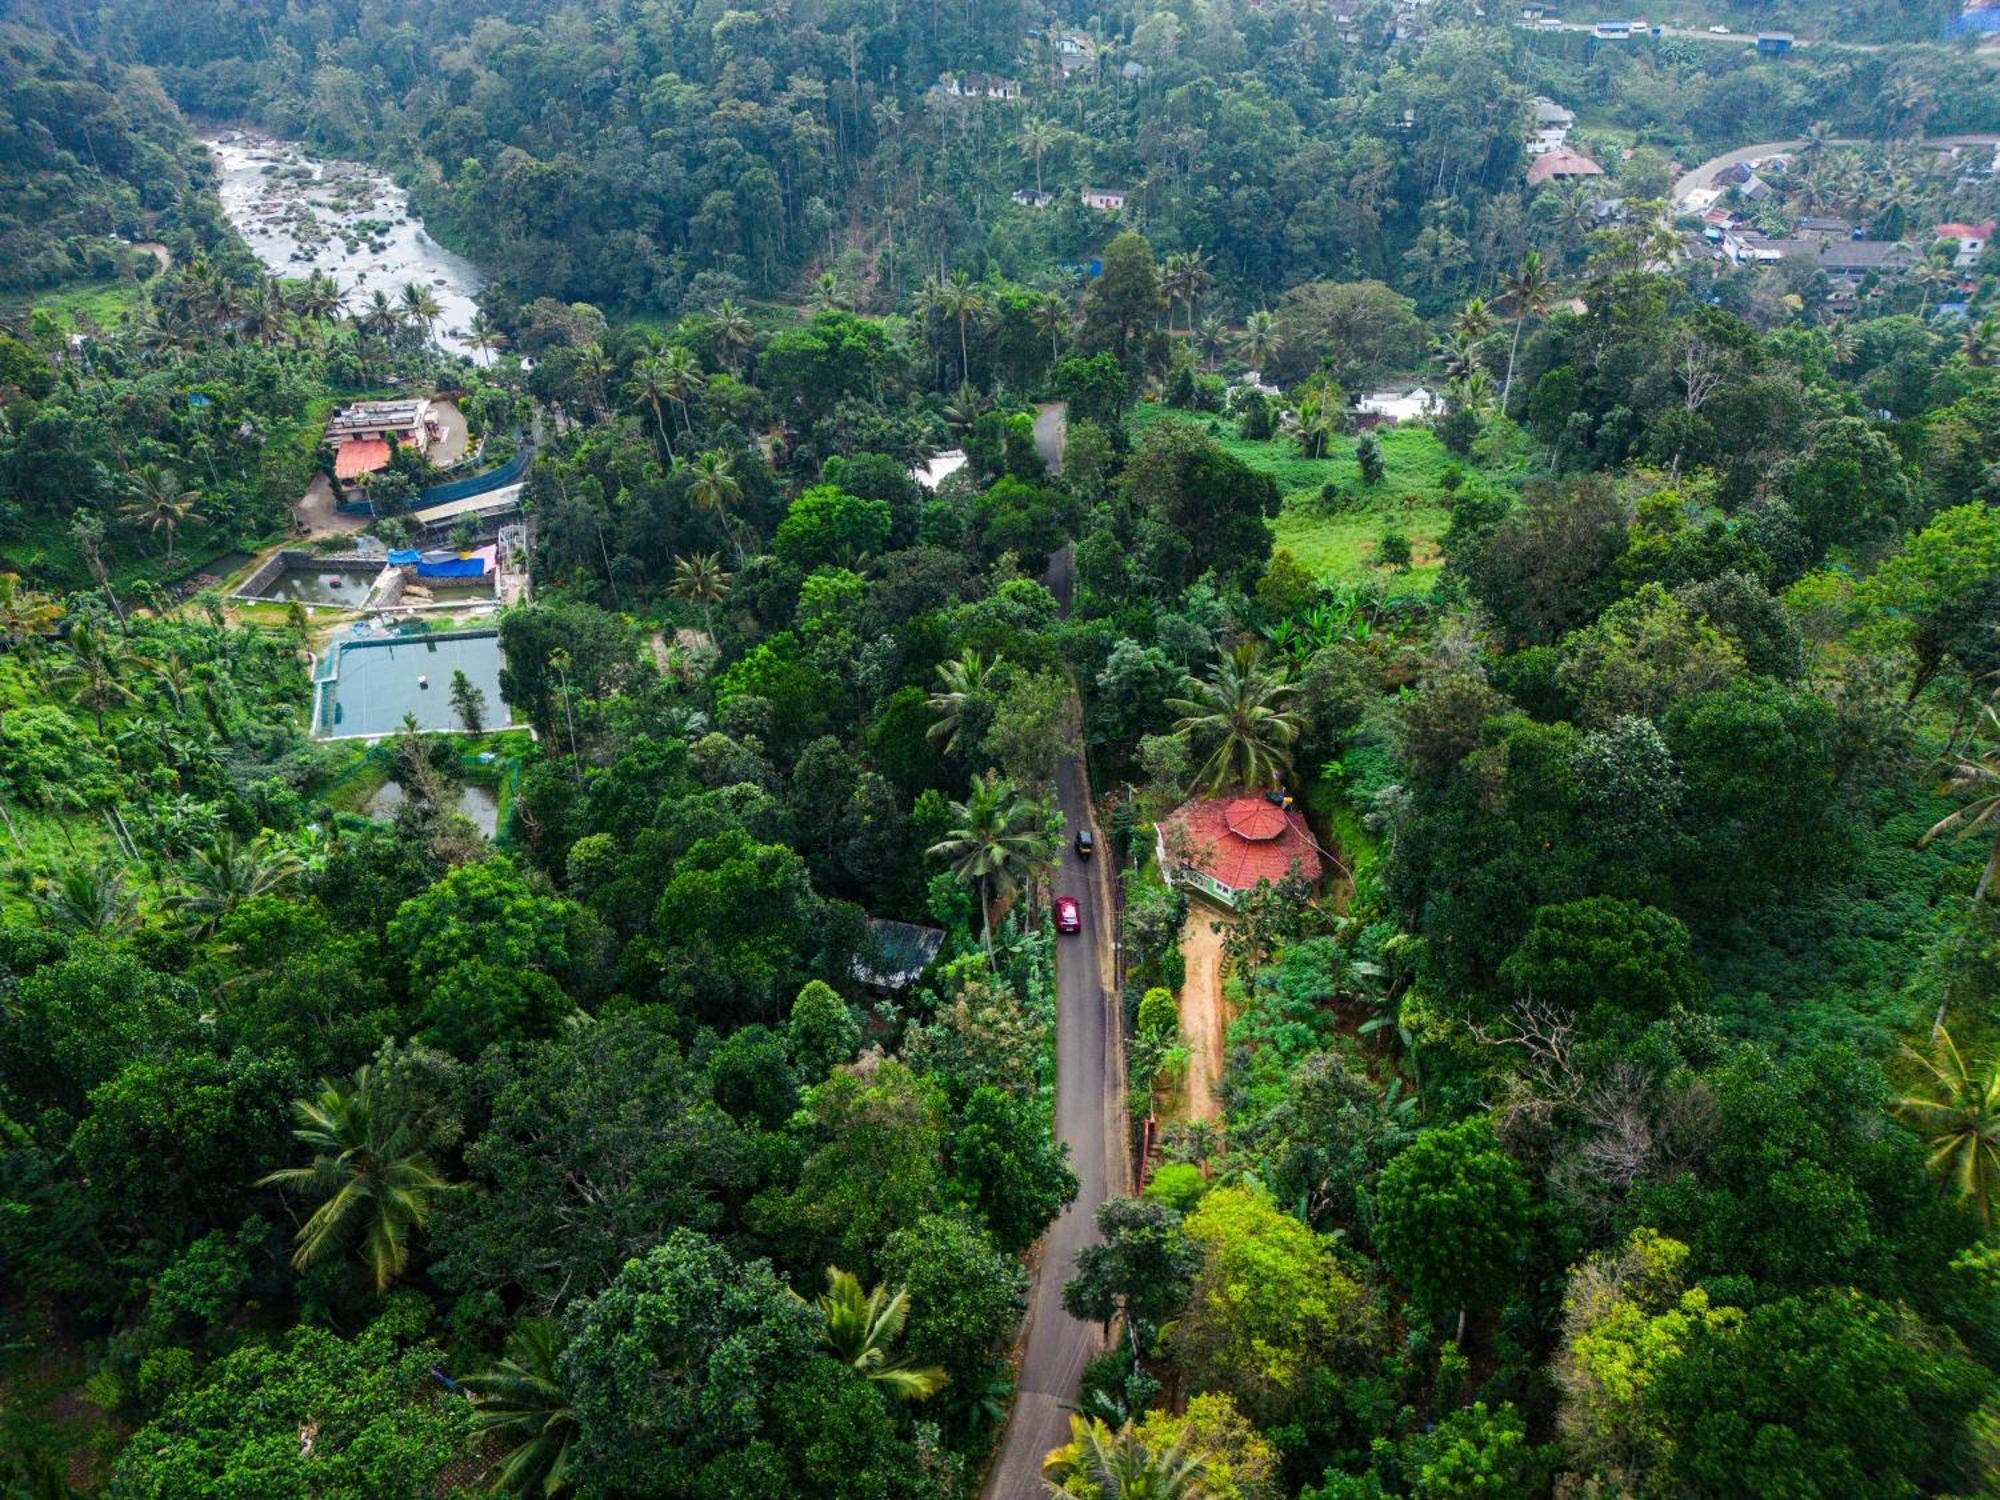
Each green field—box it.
[1131,404,1527,593]
[10,278,146,334]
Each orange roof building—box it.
[1157,794,1321,908]
[333,438,392,480]
[1526,149,1605,188]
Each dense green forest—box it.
[2,0,2000,1494]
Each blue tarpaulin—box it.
[415,545,496,579]
[386,549,422,566]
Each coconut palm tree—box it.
[1963,318,1998,369]
[685,450,747,560]
[926,649,1003,753]
[52,620,133,733]
[1454,296,1497,343]
[709,298,755,373]
[942,382,988,439]
[1168,641,1305,794]
[1194,312,1228,371]
[358,288,404,341]
[1499,249,1557,412]
[1160,248,1212,333]
[937,270,986,383]
[1294,381,1343,460]
[121,463,202,560]
[1824,320,1859,367]
[1016,116,1060,195]
[1041,1415,1205,1498]
[1236,309,1281,372]
[1921,700,2000,901]
[1894,1027,2000,1227]
[574,344,614,419]
[257,1065,458,1291]
[625,354,680,460]
[669,551,731,637]
[807,1268,949,1399]
[467,311,508,365]
[654,345,706,438]
[463,1319,579,1498]
[294,272,348,326]
[34,860,140,939]
[239,279,288,346]
[399,281,444,346]
[1035,291,1073,363]
[928,770,1046,959]
[809,271,848,313]
[181,831,303,937]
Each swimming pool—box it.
[313,629,513,738]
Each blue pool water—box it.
[315,630,512,738]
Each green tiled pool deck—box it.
[314,631,513,738]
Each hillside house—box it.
[1158,794,1321,910]
[325,398,437,482]
[938,71,1021,100]
[1931,220,1995,268]
[1011,188,1055,208]
[1527,149,1605,189]
[1080,186,1128,211]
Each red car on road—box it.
[1055,896,1082,934]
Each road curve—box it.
[1672,133,2000,208]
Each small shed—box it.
[852,918,946,990]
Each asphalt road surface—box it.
[1671,133,2000,209]
[980,749,1123,1496]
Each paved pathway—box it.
[1673,133,2000,209]
[1033,401,1068,475]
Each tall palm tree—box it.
[1016,116,1060,195]
[928,770,1046,959]
[1894,1027,2000,1228]
[926,649,1003,753]
[942,382,988,439]
[1194,312,1228,371]
[1824,320,1859,367]
[937,271,986,383]
[1294,382,1343,460]
[709,298,754,373]
[1041,1415,1205,1498]
[574,345,614,419]
[1035,291,1073,363]
[52,621,133,733]
[625,354,679,460]
[257,1065,458,1291]
[1499,249,1557,412]
[1921,700,2000,901]
[399,281,443,345]
[294,272,347,326]
[1160,248,1211,333]
[1168,641,1305,794]
[463,1319,578,1498]
[121,463,201,560]
[1454,297,1497,342]
[467,311,508,365]
[656,345,706,438]
[669,551,731,637]
[1236,309,1281,372]
[807,1268,948,1399]
[358,288,404,341]
[181,832,303,937]
[239,279,288,346]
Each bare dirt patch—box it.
[1177,906,1236,1123]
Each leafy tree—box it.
[788,979,861,1080]
[1080,232,1162,371]
[1498,897,1703,1031]
[111,1299,473,1497]
[561,1230,820,1497]
[432,1014,750,1312]
[1557,583,1743,726]
[256,1063,459,1291]
[448,669,486,734]
[948,1084,1077,1253]
[1065,1197,1202,1332]
[1354,431,1385,486]
[1168,1186,1377,1420]
[879,1213,1026,1395]
[1651,1291,1989,1499]
[1118,420,1282,594]
[773,485,892,573]
[1130,1394,1279,1500]
[1374,1117,1533,1326]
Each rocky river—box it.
[206,131,487,357]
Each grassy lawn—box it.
[1130,405,1527,593]
[7,278,146,334]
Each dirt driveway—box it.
[1178,907,1235,1123]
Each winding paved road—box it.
[1672,134,2000,209]
[982,547,1124,1498]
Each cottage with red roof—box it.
[1931,220,1995,269]
[1526,149,1604,190]
[1156,793,1321,909]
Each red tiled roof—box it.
[1931,220,1995,241]
[334,438,392,479]
[1527,150,1605,188]
[1163,795,1321,891]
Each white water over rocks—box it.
[206,131,487,357]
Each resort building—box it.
[324,398,439,481]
